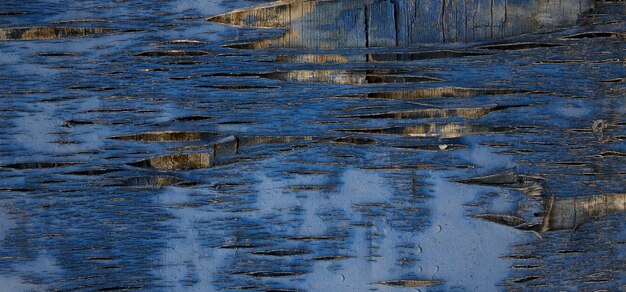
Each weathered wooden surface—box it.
[541,193,626,232]
[208,0,596,48]
[0,0,624,291]
[0,27,109,40]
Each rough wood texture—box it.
[0,27,109,41]
[541,194,626,232]
[207,0,595,48]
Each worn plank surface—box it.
[208,0,596,48]
[0,0,624,291]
